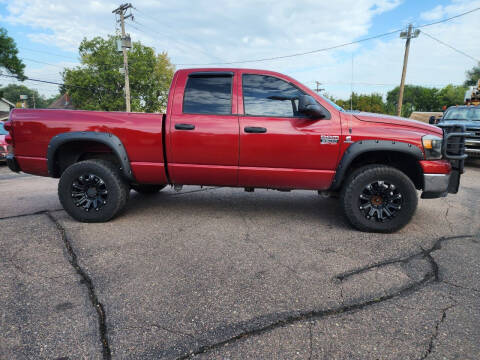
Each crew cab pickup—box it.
[4,68,468,232]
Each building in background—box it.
[48,93,75,110]
[0,98,15,121]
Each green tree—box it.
[386,85,440,117]
[62,35,175,112]
[333,92,386,114]
[464,62,480,86]
[330,83,469,118]
[437,84,467,107]
[0,84,56,108]
[0,28,25,80]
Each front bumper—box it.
[421,125,468,199]
[421,171,461,199]
[422,173,450,198]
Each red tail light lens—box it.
[5,134,12,145]
[4,121,12,132]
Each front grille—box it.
[465,127,480,156]
[466,128,480,138]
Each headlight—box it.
[422,135,443,160]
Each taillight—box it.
[4,121,12,132]
[4,118,14,146]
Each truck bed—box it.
[9,109,168,184]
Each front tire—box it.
[58,160,129,222]
[340,165,418,233]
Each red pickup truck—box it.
[4,68,467,232]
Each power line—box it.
[417,6,480,29]
[172,6,480,66]
[131,16,218,61]
[421,31,479,63]
[175,29,401,66]
[0,73,116,95]
[1,73,64,86]
[8,5,479,73]
[18,47,79,61]
[20,57,67,69]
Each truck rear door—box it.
[167,71,240,186]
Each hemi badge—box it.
[321,135,339,144]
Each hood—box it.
[354,112,443,135]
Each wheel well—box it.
[52,140,121,178]
[343,151,423,190]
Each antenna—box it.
[347,53,354,136]
[350,53,354,112]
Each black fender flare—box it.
[330,140,424,190]
[47,131,134,181]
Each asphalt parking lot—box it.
[1,162,479,360]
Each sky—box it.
[0,0,479,100]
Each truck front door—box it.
[238,72,341,190]
[168,71,239,186]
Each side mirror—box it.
[429,116,436,124]
[298,95,325,119]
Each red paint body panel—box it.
[167,70,240,186]
[130,162,168,184]
[237,69,341,190]
[169,164,238,186]
[16,156,48,176]
[239,167,334,190]
[8,67,447,192]
[340,112,427,154]
[10,108,166,180]
[10,109,165,163]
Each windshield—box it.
[443,107,480,121]
[318,94,345,112]
[0,123,8,135]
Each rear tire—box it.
[58,159,129,222]
[340,165,417,233]
[131,184,166,194]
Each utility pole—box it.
[113,3,133,112]
[397,24,420,116]
[314,81,324,93]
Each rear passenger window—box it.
[183,75,233,115]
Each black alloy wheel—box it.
[341,165,418,233]
[71,173,109,212]
[358,180,403,222]
[59,159,129,222]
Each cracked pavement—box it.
[0,161,479,359]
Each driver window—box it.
[242,74,305,117]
